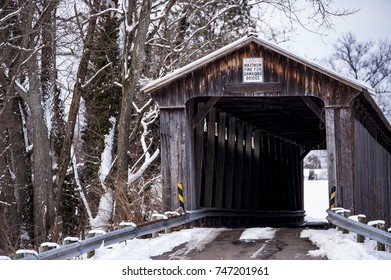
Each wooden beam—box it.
[224,82,283,94]
[301,96,324,122]
[192,97,220,129]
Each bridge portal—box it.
[142,34,391,226]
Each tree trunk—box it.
[27,54,54,245]
[55,9,98,210]
[114,0,152,221]
[0,97,33,253]
[116,0,152,178]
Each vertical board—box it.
[242,124,253,209]
[215,112,226,208]
[224,116,236,209]
[203,108,216,207]
[194,102,205,208]
[234,120,244,209]
[251,129,261,210]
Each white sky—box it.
[277,0,391,61]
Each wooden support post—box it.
[324,85,359,214]
[324,104,355,211]
[160,108,187,211]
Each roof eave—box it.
[141,35,257,94]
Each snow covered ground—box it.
[92,179,391,260]
[2,178,391,280]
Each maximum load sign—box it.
[243,57,264,83]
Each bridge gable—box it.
[145,35,363,107]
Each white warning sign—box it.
[243,57,264,83]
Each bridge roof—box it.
[142,34,370,94]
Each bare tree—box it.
[0,0,60,247]
[327,32,391,120]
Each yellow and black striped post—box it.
[177,183,185,210]
[329,186,336,209]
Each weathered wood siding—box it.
[354,99,391,225]
[152,42,325,108]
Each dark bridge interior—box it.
[190,96,326,226]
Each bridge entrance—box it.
[189,96,325,225]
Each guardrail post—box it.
[330,207,344,229]
[356,214,366,243]
[368,220,386,251]
[164,211,180,234]
[151,214,168,238]
[336,209,350,233]
[85,229,106,258]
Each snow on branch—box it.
[99,116,116,188]
[71,145,93,222]
[128,101,160,186]
[81,62,113,89]
[89,7,124,18]
[0,201,11,207]
[0,6,24,24]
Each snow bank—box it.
[93,228,225,260]
[301,228,391,260]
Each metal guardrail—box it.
[326,209,391,247]
[21,208,304,260]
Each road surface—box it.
[153,227,326,260]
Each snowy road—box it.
[153,228,326,260]
[92,180,391,260]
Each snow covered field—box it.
[92,179,391,260]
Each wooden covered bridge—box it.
[142,34,391,226]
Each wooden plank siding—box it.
[354,99,391,226]
[146,36,391,227]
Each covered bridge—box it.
[142,34,391,226]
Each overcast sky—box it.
[277,0,391,61]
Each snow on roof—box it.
[141,33,371,94]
